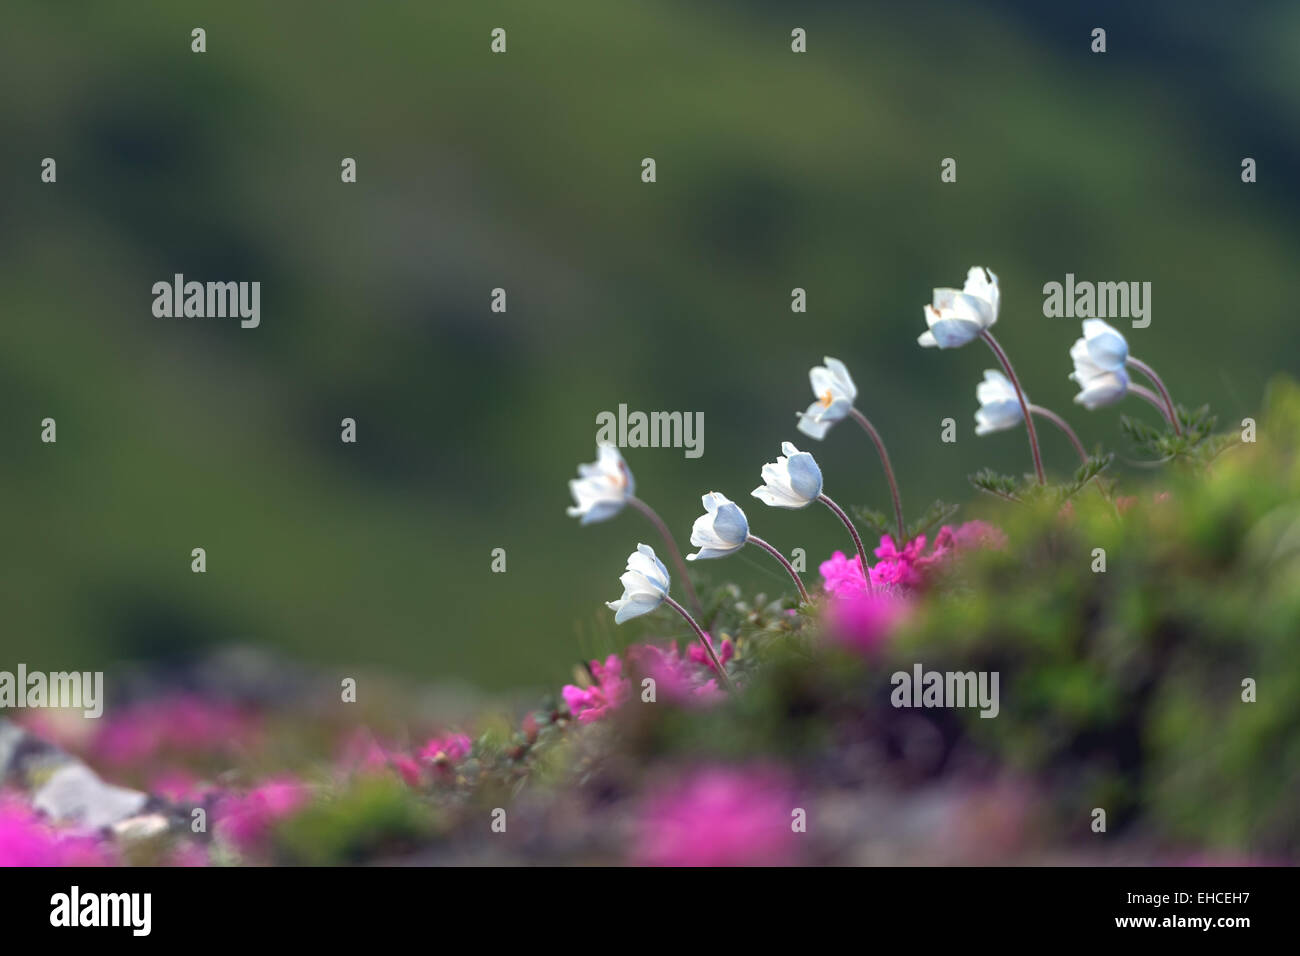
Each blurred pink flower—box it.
[628,642,725,704]
[418,733,473,767]
[825,590,908,655]
[686,635,734,674]
[562,655,631,723]
[92,695,257,767]
[634,767,800,866]
[215,777,309,853]
[0,796,117,867]
[150,770,215,804]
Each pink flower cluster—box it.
[214,778,310,853]
[819,521,1005,652]
[90,695,258,767]
[563,655,632,724]
[339,730,474,788]
[0,795,117,867]
[633,766,800,866]
[823,521,1006,596]
[563,638,733,722]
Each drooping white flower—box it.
[796,357,858,440]
[1069,338,1129,409]
[918,266,1000,349]
[606,543,671,624]
[567,444,634,525]
[686,492,750,561]
[752,441,824,509]
[974,369,1024,435]
[1079,319,1129,372]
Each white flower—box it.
[918,266,1000,349]
[974,369,1024,435]
[567,444,634,525]
[686,492,750,561]
[752,441,824,509]
[1069,338,1130,409]
[606,543,671,624]
[1079,318,1128,371]
[796,357,857,440]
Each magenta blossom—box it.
[634,767,801,866]
[627,642,725,704]
[215,777,309,853]
[819,550,869,596]
[150,771,215,804]
[825,590,908,655]
[562,655,632,724]
[686,635,734,675]
[91,695,257,767]
[418,733,473,767]
[822,521,1006,595]
[0,796,117,867]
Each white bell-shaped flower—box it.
[918,266,1000,349]
[974,369,1024,435]
[752,441,824,509]
[796,357,857,440]
[567,444,634,525]
[606,543,671,624]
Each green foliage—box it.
[1121,403,1240,468]
[853,499,960,543]
[892,378,1300,853]
[272,776,439,866]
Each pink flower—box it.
[634,767,800,866]
[627,642,726,705]
[418,733,473,766]
[0,796,117,867]
[150,771,214,804]
[686,635,734,674]
[819,550,869,596]
[91,695,257,767]
[215,777,309,853]
[561,655,631,723]
[825,590,908,655]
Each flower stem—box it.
[847,407,905,544]
[978,329,1045,484]
[1129,383,1175,427]
[626,495,703,618]
[1126,356,1181,436]
[745,534,810,604]
[1029,404,1088,465]
[816,493,868,569]
[662,594,734,691]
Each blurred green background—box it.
[2,1,1297,692]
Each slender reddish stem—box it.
[1129,383,1175,426]
[847,408,905,543]
[979,330,1045,484]
[817,493,868,568]
[1126,356,1181,436]
[745,534,810,604]
[1029,404,1088,465]
[662,594,734,691]
[626,495,702,618]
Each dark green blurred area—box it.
[2,2,1297,692]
